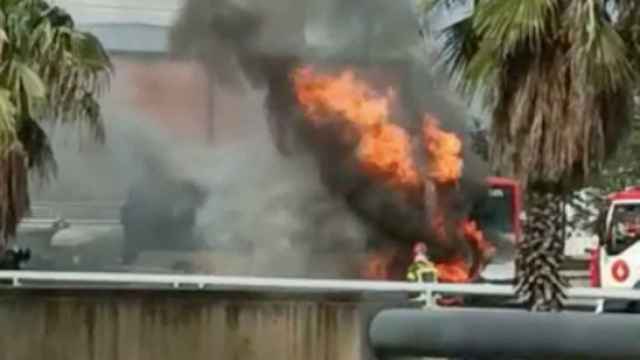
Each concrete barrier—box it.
[0,289,370,360]
[4,274,636,360]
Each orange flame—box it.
[431,219,496,283]
[436,256,470,283]
[357,123,421,189]
[292,66,491,283]
[292,67,389,130]
[461,220,495,256]
[361,249,397,280]
[293,66,421,189]
[422,116,463,184]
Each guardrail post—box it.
[424,288,434,308]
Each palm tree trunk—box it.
[515,189,569,311]
[0,143,30,246]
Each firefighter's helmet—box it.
[413,242,427,254]
[413,242,428,263]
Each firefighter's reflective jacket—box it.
[407,259,438,283]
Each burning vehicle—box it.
[283,64,522,284]
[17,0,523,283]
[137,0,526,283]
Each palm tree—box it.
[0,0,111,245]
[420,0,640,310]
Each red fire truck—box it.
[479,177,523,241]
[469,176,523,284]
[411,176,523,285]
[424,176,522,306]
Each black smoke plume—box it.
[169,0,497,277]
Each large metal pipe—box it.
[369,309,640,359]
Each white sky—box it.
[50,0,183,25]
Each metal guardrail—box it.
[29,201,123,221]
[0,271,639,301]
[31,202,124,213]
[20,218,121,227]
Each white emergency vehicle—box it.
[591,187,640,289]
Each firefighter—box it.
[613,211,635,246]
[407,242,437,283]
[406,242,438,307]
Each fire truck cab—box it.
[592,187,640,289]
[477,177,523,243]
[473,176,523,284]
[432,176,522,307]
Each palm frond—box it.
[0,0,111,243]
[430,0,637,188]
[17,116,56,181]
[463,0,556,96]
[440,18,480,95]
[567,0,635,93]
[71,32,113,74]
[473,0,557,57]
[613,1,640,73]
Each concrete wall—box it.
[0,289,367,360]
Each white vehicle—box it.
[591,187,640,290]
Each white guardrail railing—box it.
[20,218,121,228]
[0,271,639,302]
[29,201,123,221]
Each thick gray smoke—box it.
[30,104,155,204]
[27,68,374,277]
[122,104,376,277]
[169,0,486,174]
[188,133,373,277]
[169,0,493,268]
[24,0,496,277]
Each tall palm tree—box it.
[0,0,111,245]
[420,0,640,310]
